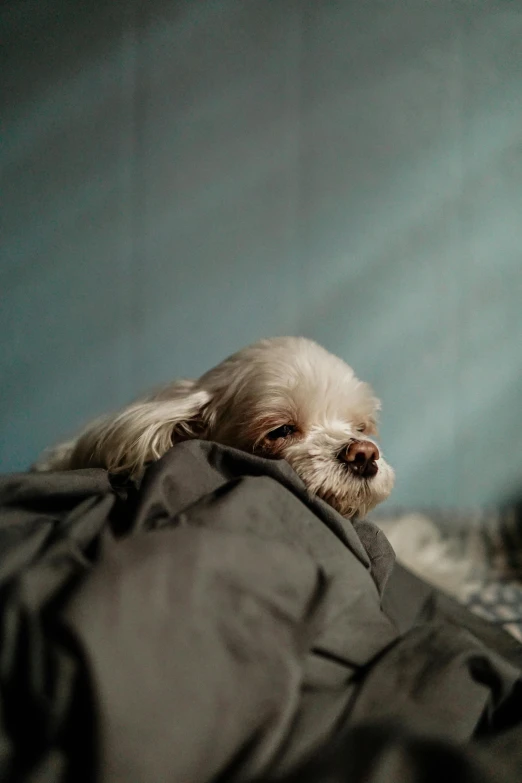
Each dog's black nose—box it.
[339,440,379,478]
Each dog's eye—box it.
[356,424,366,433]
[266,424,296,440]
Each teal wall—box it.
[2,0,521,508]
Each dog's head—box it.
[68,337,395,519]
[197,337,395,518]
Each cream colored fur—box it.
[34,337,395,519]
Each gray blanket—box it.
[0,440,521,782]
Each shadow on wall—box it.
[1,0,521,509]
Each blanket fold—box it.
[0,441,520,782]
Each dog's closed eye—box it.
[266,424,297,440]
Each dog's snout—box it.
[340,440,380,478]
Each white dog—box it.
[35,337,395,519]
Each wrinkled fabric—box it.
[0,440,521,783]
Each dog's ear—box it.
[67,380,212,479]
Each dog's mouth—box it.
[345,458,379,479]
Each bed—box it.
[0,440,521,782]
[376,505,522,643]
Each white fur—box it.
[377,513,489,601]
[379,515,476,599]
[34,337,395,519]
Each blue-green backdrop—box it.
[2,0,521,508]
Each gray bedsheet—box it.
[0,440,521,782]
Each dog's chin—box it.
[315,482,384,519]
[283,453,395,520]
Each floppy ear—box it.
[37,380,212,479]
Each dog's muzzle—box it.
[338,440,379,478]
